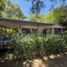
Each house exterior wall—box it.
[0,19,64,35]
[0,21,18,28]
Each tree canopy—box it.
[46,5,67,25]
[29,5,67,26]
[0,0,6,17]
[0,0,67,24]
[29,14,46,22]
[0,0,25,20]
[25,0,67,16]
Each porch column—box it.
[17,22,22,33]
[30,29,33,33]
[46,29,50,35]
[52,28,54,35]
[37,28,43,34]
[37,24,43,34]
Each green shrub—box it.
[7,32,67,60]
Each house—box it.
[0,18,65,45]
[0,18,64,35]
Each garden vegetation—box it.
[6,31,67,60]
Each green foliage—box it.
[7,32,67,60]
[29,14,46,22]
[0,27,17,36]
[25,0,66,16]
[31,0,45,16]
[44,12,55,24]
[45,5,67,25]
[0,0,6,17]
[0,0,5,10]
[29,5,67,25]
[0,0,25,20]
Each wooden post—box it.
[30,29,33,33]
[52,28,54,35]
[17,21,21,33]
[37,28,43,34]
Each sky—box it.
[11,0,67,16]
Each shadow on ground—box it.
[0,54,67,67]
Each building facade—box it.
[0,18,65,47]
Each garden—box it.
[0,31,66,67]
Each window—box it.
[54,28,62,34]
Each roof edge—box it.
[0,18,53,25]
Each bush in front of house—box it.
[7,32,67,60]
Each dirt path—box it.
[45,55,67,67]
[0,54,67,67]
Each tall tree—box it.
[29,5,67,25]
[44,5,67,25]
[1,0,25,20]
[0,0,6,17]
[25,0,45,17]
[25,0,67,23]
[25,0,66,15]
[31,0,45,16]
[52,5,67,25]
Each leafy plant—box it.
[6,32,67,60]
